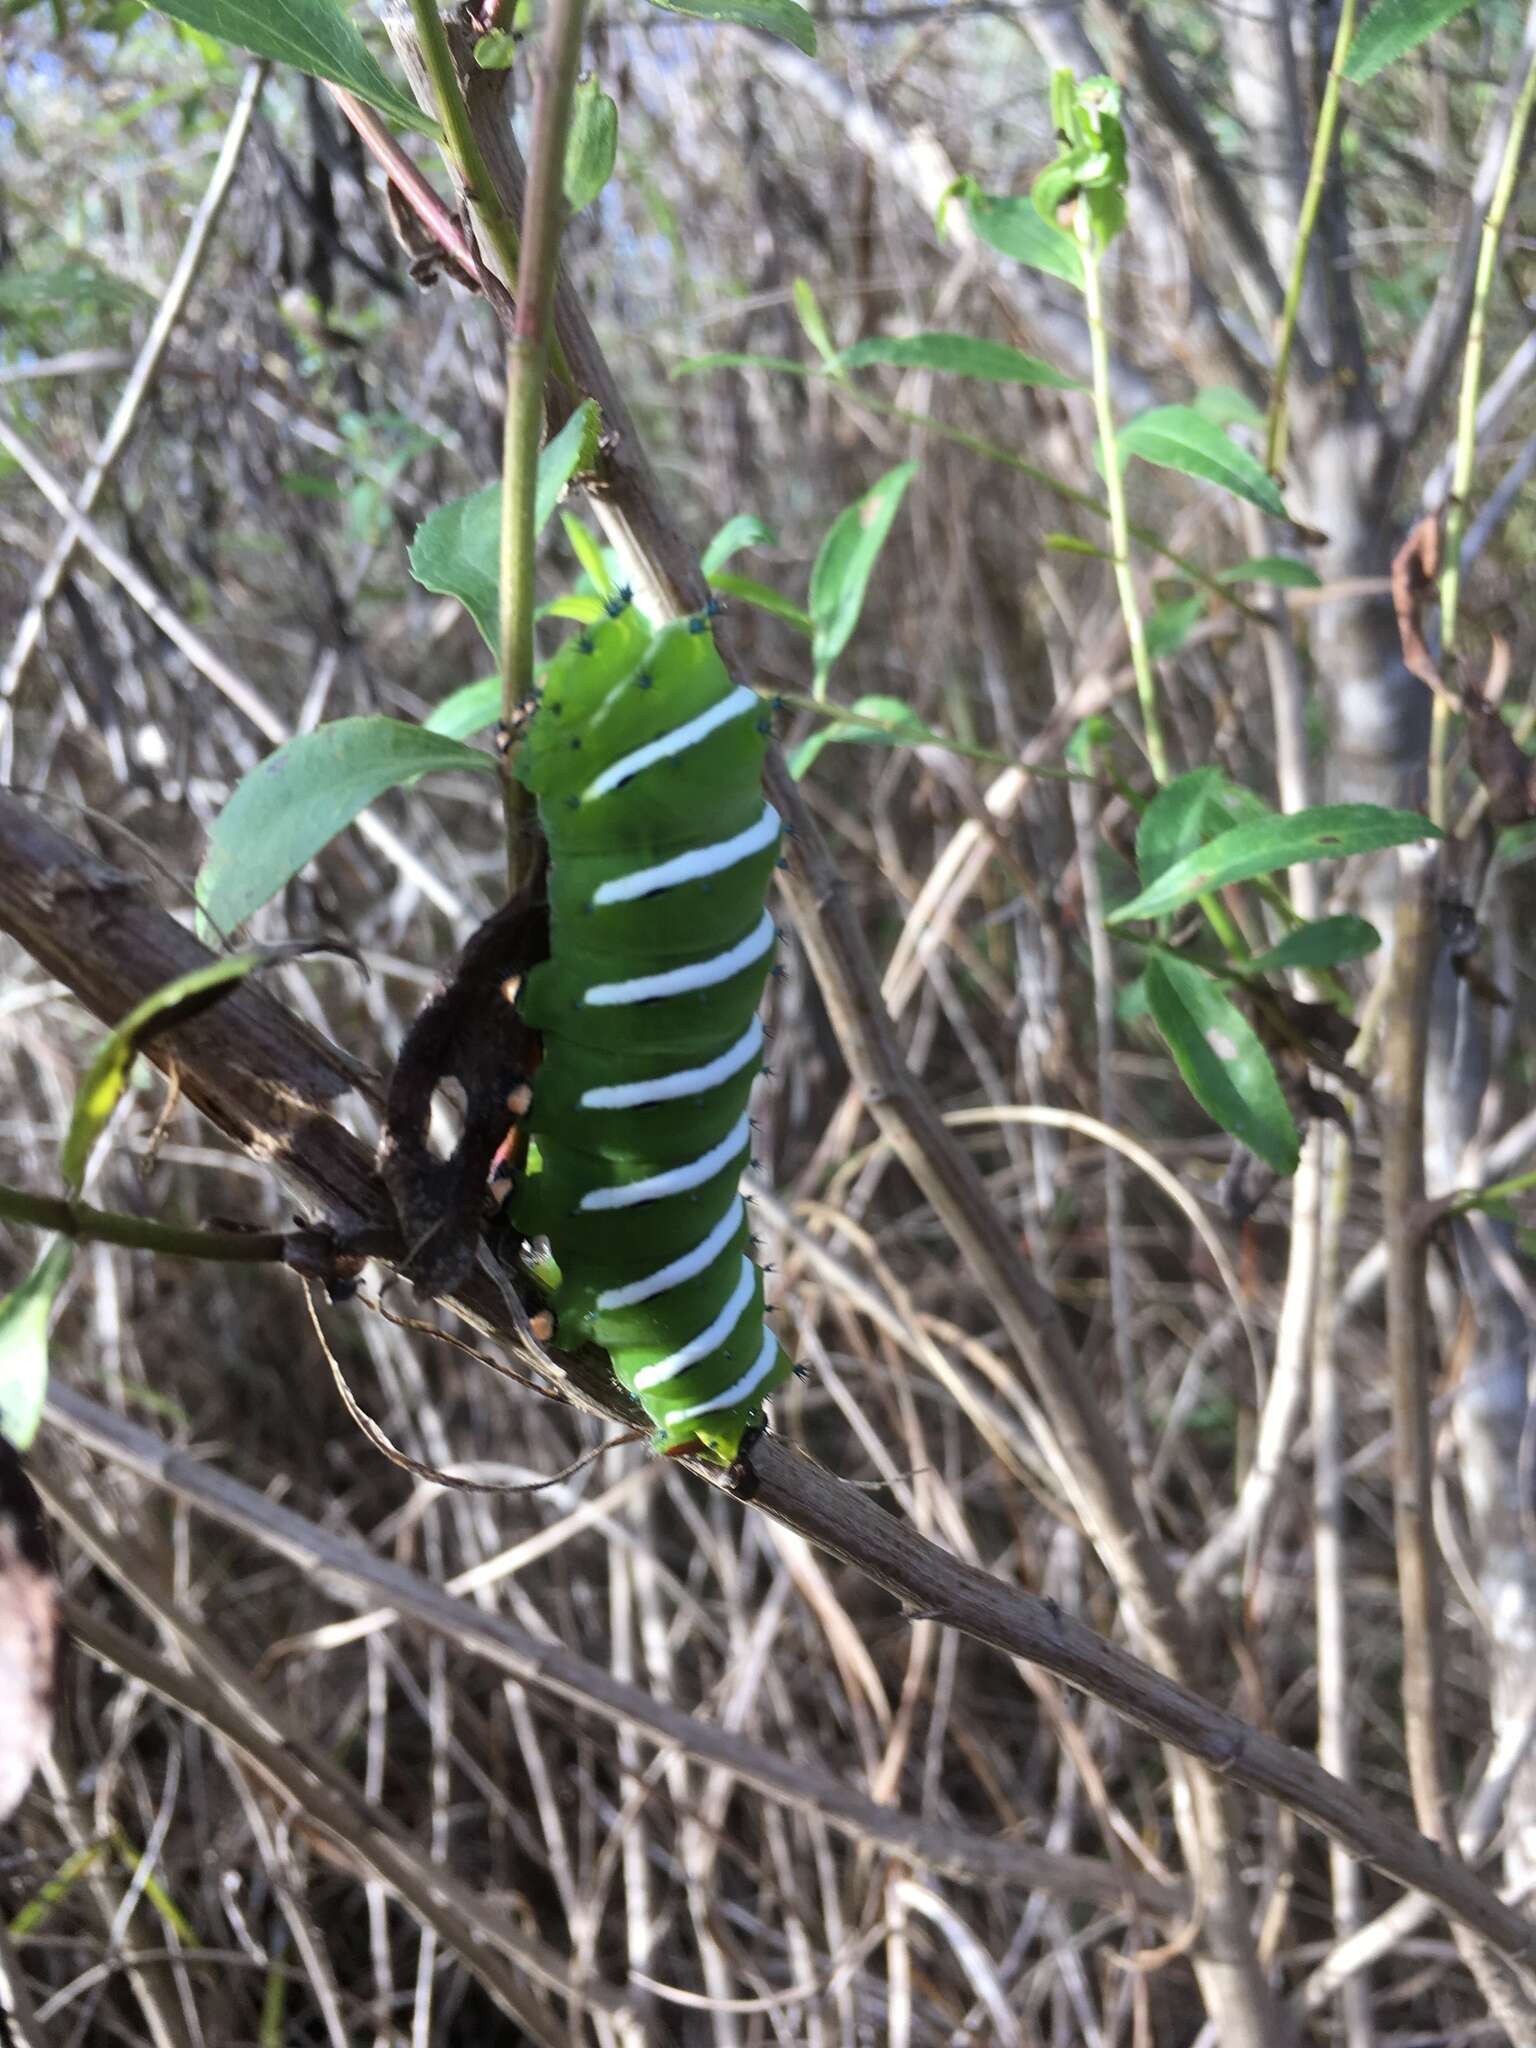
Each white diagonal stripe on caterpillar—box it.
[579,1020,763,1110]
[595,1197,744,1310]
[583,686,757,801]
[591,804,780,906]
[632,1256,757,1391]
[668,1323,781,1424]
[582,912,773,1008]
[577,1114,750,1212]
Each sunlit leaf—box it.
[708,572,811,633]
[408,401,601,650]
[790,694,935,779]
[144,0,434,134]
[195,722,493,938]
[946,179,1083,289]
[1117,405,1287,520]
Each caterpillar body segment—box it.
[510,609,794,1465]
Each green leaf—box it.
[407,401,601,650]
[793,277,838,364]
[1045,533,1116,564]
[64,949,337,1191]
[790,694,934,779]
[144,0,434,135]
[1145,955,1299,1175]
[1144,593,1205,660]
[1108,803,1438,925]
[809,461,919,690]
[472,28,519,66]
[0,1241,72,1454]
[1246,915,1381,976]
[950,181,1083,289]
[1136,767,1227,891]
[707,572,812,633]
[1219,555,1322,590]
[646,0,816,53]
[835,333,1081,388]
[1189,386,1264,429]
[196,720,493,938]
[1117,405,1288,521]
[702,514,777,575]
[425,676,500,740]
[560,512,614,598]
[1345,0,1476,81]
[672,351,810,378]
[563,75,617,214]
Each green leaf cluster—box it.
[1110,772,1436,1173]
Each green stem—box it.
[1441,1165,1536,1221]
[1075,205,1168,786]
[406,0,523,294]
[1264,0,1358,478]
[1430,44,1536,829]
[0,1183,288,1262]
[498,0,589,892]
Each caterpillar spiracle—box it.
[508,597,795,1468]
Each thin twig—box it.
[498,0,587,887]
[1264,0,1359,478]
[0,62,267,765]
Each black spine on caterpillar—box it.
[508,606,793,1465]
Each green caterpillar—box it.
[509,597,794,1468]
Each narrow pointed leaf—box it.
[0,1241,73,1453]
[1117,405,1288,520]
[145,0,434,134]
[64,947,344,1191]
[707,572,811,633]
[809,462,918,688]
[790,693,934,778]
[1108,804,1437,925]
[702,514,778,576]
[1146,955,1299,1175]
[1219,555,1322,590]
[836,333,1081,388]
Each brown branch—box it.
[9,798,1536,1988]
[1380,846,1536,2035]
